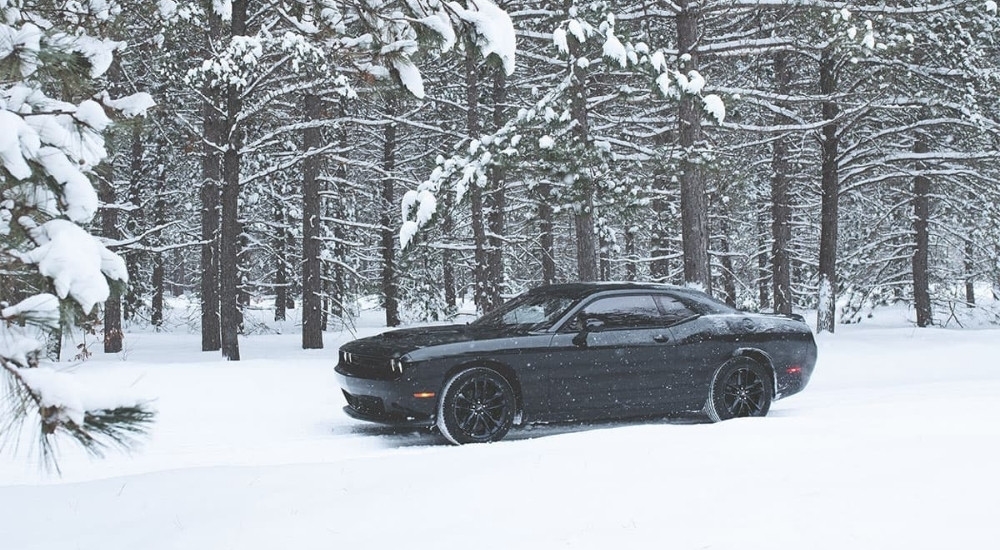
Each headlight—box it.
[390,358,403,374]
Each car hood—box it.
[341,324,527,359]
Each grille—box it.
[339,351,396,380]
[343,390,385,417]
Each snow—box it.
[702,93,726,124]
[602,28,627,68]
[988,1,998,15]
[452,0,517,76]
[390,55,425,99]
[684,70,705,94]
[12,219,125,313]
[0,23,42,77]
[74,100,111,131]
[0,335,42,367]
[649,50,667,72]
[1,293,59,326]
[417,11,456,52]
[101,92,156,118]
[567,19,587,44]
[538,135,554,149]
[0,110,35,179]
[553,27,568,54]
[1,311,999,550]
[157,0,177,18]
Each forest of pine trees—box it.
[6,0,1000,369]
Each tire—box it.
[436,367,516,444]
[705,357,773,422]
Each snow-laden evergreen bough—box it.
[1,0,155,470]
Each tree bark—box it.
[125,122,144,322]
[677,1,711,293]
[484,68,507,311]
[771,51,793,315]
[151,144,167,328]
[965,239,976,307]
[330,97,349,321]
[381,99,400,327]
[97,157,122,353]
[274,183,287,322]
[537,182,556,285]
[718,218,737,308]
[568,32,597,281]
[465,51,490,311]
[302,93,324,348]
[816,48,840,333]
[200,7,222,351]
[911,138,932,327]
[650,131,671,282]
[219,0,247,360]
[625,228,637,281]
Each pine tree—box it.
[1,0,155,469]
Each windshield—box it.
[471,291,580,331]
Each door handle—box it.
[653,334,669,343]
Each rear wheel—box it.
[705,357,773,422]
[436,367,515,444]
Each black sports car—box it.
[335,283,817,444]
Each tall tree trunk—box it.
[200,8,222,351]
[771,51,793,315]
[219,0,247,360]
[150,145,167,328]
[441,201,457,311]
[125,122,144,322]
[381,100,400,327]
[302,93,325,348]
[537,182,556,285]
[677,1,711,293]
[98,156,122,353]
[816,49,840,333]
[650,131,671,283]
[625,228,637,281]
[568,34,597,281]
[599,231,611,281]
[484,68,507,311]
[330,97,349,321]
[237,224,250,333]
[718,217,737,307]
[465,52,490,311]
[912,138,932,327]
[965,239,976,307]
[274,184,287,322]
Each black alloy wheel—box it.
[437,367,515,444]
[705,357,773,422]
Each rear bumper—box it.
[335,364,438,424]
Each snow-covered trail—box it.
[2,326,999,549]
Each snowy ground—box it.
[2,307,999,549]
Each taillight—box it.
[786,365,802,375]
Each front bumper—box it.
[335,364,438,425]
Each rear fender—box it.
[731,347,777,395]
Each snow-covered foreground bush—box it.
[1,322,997,549]
[1,1,155,467]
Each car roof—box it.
[529,281,695,296]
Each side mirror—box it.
[584,317,605,332]
[572,315,604,347]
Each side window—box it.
[656,294,700,325]
[578,295,663,330]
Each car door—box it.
[652,293,727,410]
[544,293,675,420]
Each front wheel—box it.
[705,357,773,422]
[436,367,516,444]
